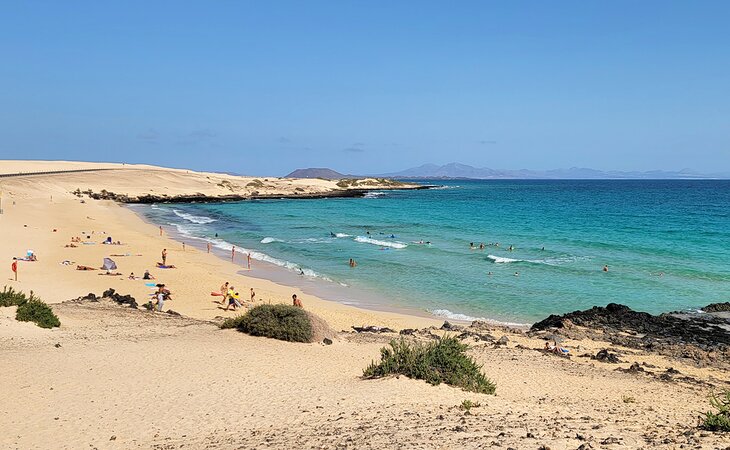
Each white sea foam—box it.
[488,254,589,266]
[487,255,521,263]
[354,236,407,249]
[207,237,334,282]
[431,185,461,190]
[335,233,351,238]
[429,309,529,327]
[260,237,283,244]
[172,209,216,224]
[363,191,386,198]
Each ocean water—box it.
[135,180,730,324]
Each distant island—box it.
[285,168,349,179]
[288,163,729,180]
[375,163,730,180]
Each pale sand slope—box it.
[1,161,729,449]
[1,300,728,450]
[0,160,414,201]
[0,162,436,331]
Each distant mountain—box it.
[376,163,729,180]
[286,168,347,179]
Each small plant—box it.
[16,298,61,329]
[246,179,265,188]
[622,395,636,404]
[222,304,312,343]
[336,179,359,188]
[700,390,730,432]
[363,336,496,394]
[460,399,482,412]
[0,286,33,307]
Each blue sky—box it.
[1,1,728,176]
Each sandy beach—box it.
[1,161,729,449]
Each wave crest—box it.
[354,236,407,249]
[172,209,216,224]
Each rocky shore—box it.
[530,303,730,370]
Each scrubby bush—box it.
[0,286,33,307]
[16,299,61,329]
[220,315,246,329]
[363,336,496,394]
[221,304,312,343]
[701,390,730,432]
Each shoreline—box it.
[128,203,496,328]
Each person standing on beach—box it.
[231,245,235,261]
[207,242,211,253]
[11,258,18,281]
[159,226,163,236]
[250,288,256,302]
[220,282,229,304]
[162,248,167,265]
[247,253,251,269]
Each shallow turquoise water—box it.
[138,180,730,324]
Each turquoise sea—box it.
[135,180,730,325]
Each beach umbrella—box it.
[101,258,117,271]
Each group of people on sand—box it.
[153,284,172,311]
[218,281,257,311]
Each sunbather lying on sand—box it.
[98,271,123,276]
[76,265,96,271]
[545,340,570,356]
[156,262,176,269]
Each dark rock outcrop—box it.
[702,302,730,313]
[101,288,138,309]
[531,303,730,350]
[592,349,620,364]
[531,303,730,368]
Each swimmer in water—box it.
[514,272,519,277]
[479,243,484,250]
[470,242,475,249]
[603,265,609,272]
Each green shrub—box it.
[363,336,496,394]
[222,304,312,343]
[16,299,61,329]
[0,286,33,307]
[701,390,730,432]
[220,315,246,329]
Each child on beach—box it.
[292,294,303,308]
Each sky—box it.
[1,1,729,176]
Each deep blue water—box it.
[137,180,730,324]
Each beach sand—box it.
[1,161,728,449]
